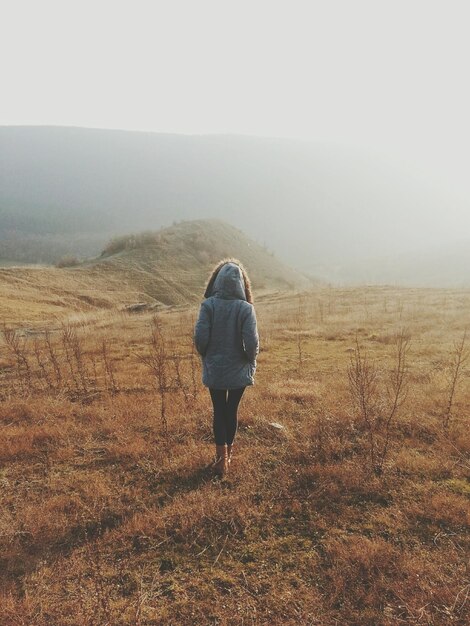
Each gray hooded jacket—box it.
[194,263,259,389]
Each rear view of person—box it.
[194,259,259,477]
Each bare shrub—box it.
[2,326,34,395]
[33,337,55,391]
[348,329,410,475]
[442,329,468,431]
[187,316,199,399]
[0,325,108,402]
[44,329,63,388]
[380,328,410,472]
[348,336,379,471]
[137,315,171,433]
[62,324,90,395]
[171,350,188,404]
[101,339,119,395]
[295,293,306,377]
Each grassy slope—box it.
[0,220,312,324]
[0,286,469,625]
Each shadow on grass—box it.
[2,457,238,593]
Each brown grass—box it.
[0,286,469,625]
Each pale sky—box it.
[2,0,470,196]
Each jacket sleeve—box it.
[194,302,211,356]
[242,304,259,363]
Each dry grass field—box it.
[0,285,469,625]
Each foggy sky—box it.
[2,0,470,271]
[2,3,469,161]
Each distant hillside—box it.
[90,219,313,301]
[0,219,313,323]
[0,126,460,275]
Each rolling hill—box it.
[0,219,313,324]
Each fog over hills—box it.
[1,125,468,285]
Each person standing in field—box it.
[194,259,259,478]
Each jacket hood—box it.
[211,262,247,300]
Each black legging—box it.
[209,387,245,446]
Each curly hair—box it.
[203,258,253,304]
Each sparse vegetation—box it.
[442,329,469,431]
[101,232,162,257]
[0,286,469,625]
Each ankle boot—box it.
[212,444,228,477]
[227,443,233,465]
